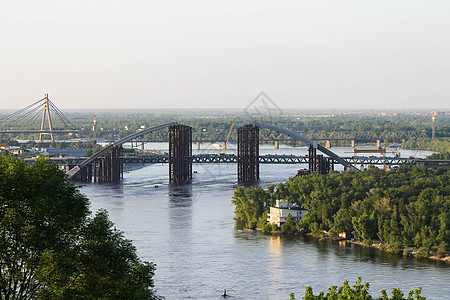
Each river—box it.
[80,144,449,300]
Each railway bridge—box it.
[60,122,449,184]
[39,154,438,168]
[64,122,359,184]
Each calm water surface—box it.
[80,145,449,300]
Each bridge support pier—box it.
[111,145,123,183]
[70,164,93,182]
[237,124,259,183]
[308,145,333,174]
[169,124,192,184]
[93,145,123,183]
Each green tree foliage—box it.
[352,212,378,242]
[0,157,161,299]
[426,151,450,160]
[281,213,296,234]
[298,277,426,300]
[231,186,271,229]
[404,138,450,153]
[233,167,450,255]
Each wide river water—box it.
[80,144,449,300]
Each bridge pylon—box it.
[39,94,54,142]
[237,124,259,183]
[308,145,333,174]
[169,124,192,184]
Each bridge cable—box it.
[48,99,77,129]
[0,98,45,123]
[23,106,47,128]
[49,105,70,127]
[14,103,45,126]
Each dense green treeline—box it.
[289,277,425,300]
[404,138,450,153]
[232,167,449,258]
[1,112,448,142]
[426,151,450,160]
[5,139,101,151]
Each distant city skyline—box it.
[1,1,449,110]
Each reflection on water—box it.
[80,145,448,300]
[168,184,193,232]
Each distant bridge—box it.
[126,130,428,144]
[0,94,79,141]
[0,130,79,134]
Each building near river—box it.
[267,200,308,227]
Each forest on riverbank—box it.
[232,167,449,258]
[404,138,450,153]
[1,111,448,145]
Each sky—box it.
[1,0,449,110]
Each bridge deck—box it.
[24,154,450,167]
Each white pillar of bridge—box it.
[39,93,54,142]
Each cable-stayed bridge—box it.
[0,94,79,141]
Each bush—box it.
[302,277,426,300]
[436,242,447,259]
[363,239,373,248]
[388,241,402,254]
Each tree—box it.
[331,208,353,235]
[0,157,161,299]
[231,187,270,229]
[281,213,296,235]
[352,212,377,242]
[301,277,426,300]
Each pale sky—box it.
[1,1,449,110]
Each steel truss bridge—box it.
[32,154,448,168]
[124,129,429,144]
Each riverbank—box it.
[258,228,450,263]
[347,239,450,263]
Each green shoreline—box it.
[250,227,450,263]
